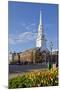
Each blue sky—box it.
[8,1,58,52]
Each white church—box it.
[9,11,58,65]
[36,11,49,52]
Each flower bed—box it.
[9,68,58,88]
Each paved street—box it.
[9,63,48,79]
[9,63,48,73]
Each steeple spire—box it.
[40,10,42,26]
[36,10,46,50]
[38,10,43,35]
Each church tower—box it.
[36,11,46,50]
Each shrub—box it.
[9,68,58,88]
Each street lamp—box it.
[48,41,53,69]
[50,41,53,64]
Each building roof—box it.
[52,50,58,55]
[20,47,50,54]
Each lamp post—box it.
[50,41,53,64]
[48,41,53,69]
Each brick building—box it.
[9,47,51,64]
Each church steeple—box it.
[38,11,43,36]
[40,10,42,26]
[36,11,46,50]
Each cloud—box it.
[9,22,37,45]
[8,34,16,45]
[9,32,37,45]
[21,22,37,32]
[25,23,36,30]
